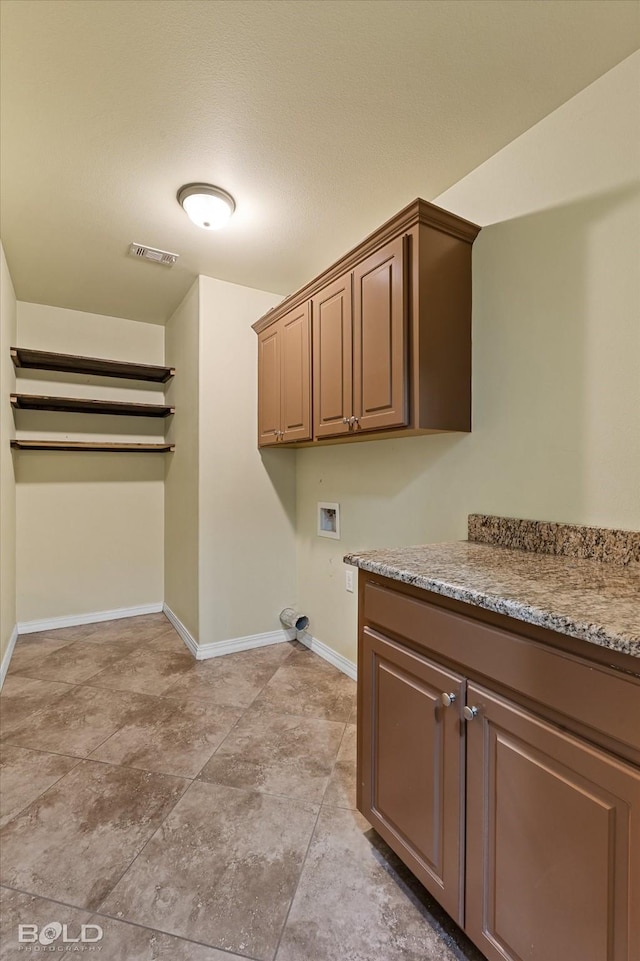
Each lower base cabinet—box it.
[357,575,640,961]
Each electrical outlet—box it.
[345,569,355,593]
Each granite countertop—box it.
[344,517,640,658]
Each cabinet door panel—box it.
[353,236,407,432]
[312,274,352,438]
[281,303,311,442]
[257,324,281,446]
[360,627,464,922]
[465,684,640,961]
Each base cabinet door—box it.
[464,683,640,961]
[359,627,465,922]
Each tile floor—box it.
[0,614,482,961]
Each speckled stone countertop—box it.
[344,537,640,658]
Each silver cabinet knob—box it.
[342,417,350,425]
[463,705,478,721]
[441,693,457,707]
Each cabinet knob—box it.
[343,417,350,425]
[441,692,457,707]
[349,416,359,427]
[463,705,478,721]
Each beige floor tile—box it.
[252,660,356,722]
[7,633,77,675]
[163,643,296,709]
[88,649,196,696]
[1,686,160,757]
[81,614,174,645]
[90,698,242,778]
[198,709,344,801]
[323,723,357,809]
[15,638,142,684]
[142,626,190,653]
[0,887,92,961]
[101,780,317,961]
[16,623,98,644]
[0,888,242,961]
[0,676,75,738]
[276,807,460,961]
[89,915,246,961]
[0,760,187,910]
[0,745,79,827]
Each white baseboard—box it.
[17,602,164,636]
[0,625,19,689]
[162,605,198,657]
[297,630,357,681]
[162,604,296,660]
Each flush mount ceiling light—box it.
[177,183,236,230]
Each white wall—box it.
[15,302,165,623]
[296,53,640,663]
[198,276,297,644]
[0,244,17,663]
[164,279,200,638]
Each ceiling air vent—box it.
[128,243,179,267]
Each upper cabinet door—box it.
[280,302,312,443]
[312,273,353,438]
[257,323,281,446]
[353,236,408,432]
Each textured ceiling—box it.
[1,0,639,324]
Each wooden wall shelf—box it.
[11,393,174,418]
[11,347,174,383]
[10,440,174,453]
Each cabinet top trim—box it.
[252,198,480,333]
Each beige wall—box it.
[164,279,200,638]
[296,53,640,663]
[198,276,297,644]
[0,244,17,663]
[15,302,165,623]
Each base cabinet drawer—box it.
[465,684,640,961]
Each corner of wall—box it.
[0,242,18,667]
[164,277,201,641]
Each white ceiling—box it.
[1,0,639,325]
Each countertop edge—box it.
[344,552,640,658]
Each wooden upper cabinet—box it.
[280,302,312,443]
[252,198,480,447]
[312,273,353,438]
[257,303,311,446]
[257,323,281,446]
[353,235,407,433]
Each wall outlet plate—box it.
[345,569,355,593]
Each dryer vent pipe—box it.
[280,608,310,632]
